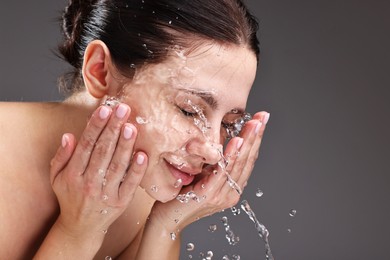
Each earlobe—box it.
[82,40,116,98]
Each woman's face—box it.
[119,43,257,202]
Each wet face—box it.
[119,43,257,202]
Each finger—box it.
[227,120,261,182]
[119,152,148,203]
[68,105,112,174]
[237,112,270,187]
[104,123,137,191]
[50,133,76,184]
[84,104,130,184]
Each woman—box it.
[0,0,269,259]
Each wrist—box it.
[53,217,105,252]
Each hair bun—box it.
[60,0,98,68]
[62,0,96,40]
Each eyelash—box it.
[178,106,197,117]
[177,105,238,133]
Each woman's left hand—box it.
[149,111,270,232]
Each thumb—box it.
[50,133,76,184]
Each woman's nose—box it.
[185,138,223,165]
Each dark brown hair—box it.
[58,0,260,93]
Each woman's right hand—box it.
[49,103,147,243]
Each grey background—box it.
[1,0,389,259]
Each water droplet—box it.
[136,116,149,124]
[170,232,176,240]
[256,188,264,197]
[137,221,140,225]
[102,194,108,201]
[176,191,203,203]
[98,169,105,177]
[176,16,179,20]
[232,255,241,260]
[186,242,195,251]
[208,224,217,232]
[213,170,218,175]
[152,10,155,14]
[151,185,158,192]
[201,183,206,189]
[100,209,108,215]
[102,229,108,234]
[188,255,193,259]
[105,256,112,260]
[174,219,179,223]
[130,63,136,69]
[231,207,241,216]
[287,228,292,233]
[102,96,120,107]
[102,178,107,186]
[168,20,172,24]
[174,179,182,188]
[206,250,213,259]
[222,256,230,260]
[289,209,297,217]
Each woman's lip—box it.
[164,160,195,186]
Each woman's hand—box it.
[49,104,147,247]
[149,111,269,232]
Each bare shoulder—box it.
[0,102,60,258]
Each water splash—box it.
[221,216,240,246]
[185,99,243,195]
[186,243,195,251]
[222,255,240,260]
[151,185,158,193]
[289,209,297,217]
[174,179,183,188]
[256,188,264,198]
[231,206,241,216]
[240,200,274,260]
[208,224,217,232]
[136,116,149,124]
[176,191,205,203]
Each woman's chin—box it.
[148,188,180,203]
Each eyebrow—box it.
[179,88,219,110]
[178,88,246,114]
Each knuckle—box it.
[109,160,127,173]
[107,120,123,134]
[94,141,113,157]
[79,133,96,150]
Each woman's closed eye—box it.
[177,105,197,117]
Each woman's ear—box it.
[82,40,120,98]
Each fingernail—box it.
[124,125,133,139]
[61,134,69,148]
[136,154,145,165]
[255,122,263,134]
[236,137,244,149]
[116,104,128,119]
[99,106,110,119]
[262,113,270,125]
